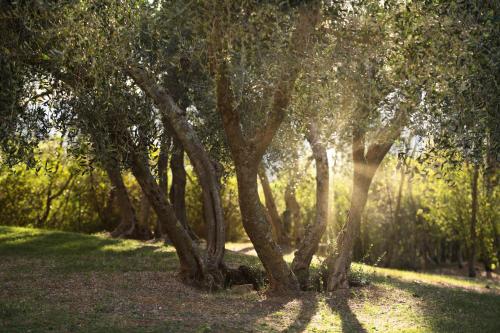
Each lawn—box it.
[1,226,499,332]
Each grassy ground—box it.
[1,226,499,333]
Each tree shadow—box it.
[327,289,368,333]
[373,275,500,332]
[0,228,178,273]
[240,292,319,333]
[284,292,320,332]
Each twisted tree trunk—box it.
[127,68,225,270]
[292,122,329,289]
[155,131,171,238]
[128,147,209,285]
[170,137,198,240]
[236,162,299,291]
[208,4,319,292]
[170,137,188,228]
[326,116,403,290]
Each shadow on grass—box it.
[327,290,367,333]
[372,275,500,332]
[189,292,320,332]
[2,227,499,333]
[0,226,178,273]
[285,293,320,332]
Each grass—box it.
[1,226,499,332]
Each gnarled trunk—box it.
[258,165,289,246]
[155,131,171,238]
[208,3,319,292]
[170,137,188,227]
[236,163,299,292]
[170,138,198,240]
[326,123,400,291]
[127,68,225,269]
[128,148,209,285]
[326,166,372,290]
[292,122,329,289]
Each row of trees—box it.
[1,0,498,291]
[2,140,497,277]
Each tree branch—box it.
[366,108,407,165]
[216,61,247,154]
[250,4,320,156]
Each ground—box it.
[0,226,499,332]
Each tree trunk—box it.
[236,163,299,292]
[208,4,319,292]
[138,192,153,240]
[258,165,289,246]
[169,138,198,240]
[106,162,139,238]
[292,122,329,289]
[326,170,372,290]
[326,124,399,291]
[468,162,479,278]
[155,131,171,238]
[158,133,170,195]
[170,137,188,227]
[127,67,225,269]
[128,148,209,285]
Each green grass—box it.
[0,226,179,273]
[1,226,499,332]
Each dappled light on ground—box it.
[1,227,499,332]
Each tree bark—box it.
[155,131,171,238]
[258,165,289,246]
[170,137,188,228]
[292,122,329,289]
[236,163,299,292]
[209,4,319,292]
[169,137,198,241]
[468,162,479,278]
[127,67,225,269]
[326,120,402,290]
[128,147,209,285]
[326,164,372,290]
[158,133,170,196]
